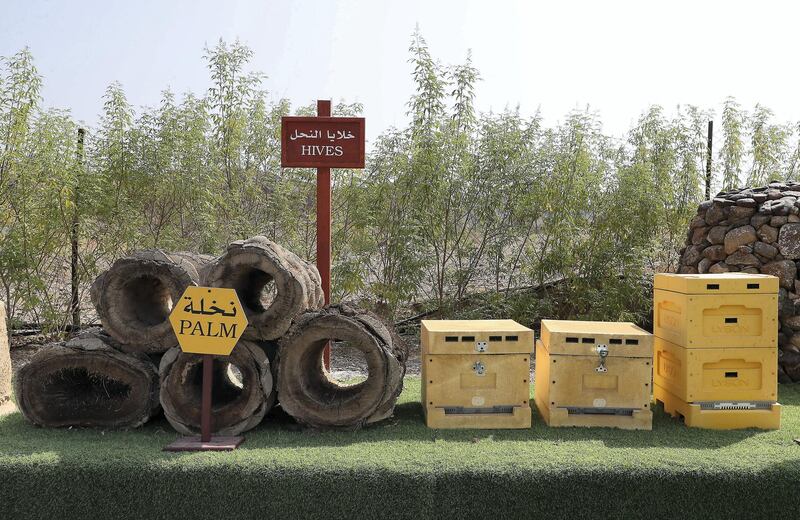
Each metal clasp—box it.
[473,361,486,376]
[475,341,488,353]
[595,344,609,373]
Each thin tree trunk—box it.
[70,128,85,328]
[705,120,713,199]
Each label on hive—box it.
[702,306,761,336]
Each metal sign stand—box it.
[280,102,365,369]
[163,286,248,452]
[164,354,244,451]
[316,99,332,369]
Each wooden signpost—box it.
[164,286,248,452]
[282,101,365,367]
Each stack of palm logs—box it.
[14,236,407,433]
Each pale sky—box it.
[2,0,799,142]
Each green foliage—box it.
[2,36,800,329]
[720,96,745,190]
[0,49,80,328]
[747,104,790,186]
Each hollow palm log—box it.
[205,236,323,340]
[90,250,214,352]
[14,329,160,428]
[277,304,407,429]
[159,340,275,436]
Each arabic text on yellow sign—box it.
[168,286,248,356]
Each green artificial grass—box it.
[1,379,798,520]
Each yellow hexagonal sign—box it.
[169,286,248,355]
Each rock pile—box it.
[678,181,800,382]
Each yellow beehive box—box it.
[421,319,533,429]
[653,337,778,403]
[653,273,778,349]
[654,384,781,430]
[535,320,653,430]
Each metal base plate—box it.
[164,436,245,452]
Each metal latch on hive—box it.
[472,360,486,376]
[595,344,609,373]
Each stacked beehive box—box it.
[535,320,653,430]
[652,273,781,429]
[421,320,533,429]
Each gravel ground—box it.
[327,333,420,381]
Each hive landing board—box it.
[281,116,365,168]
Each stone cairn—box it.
[678,181,800,383]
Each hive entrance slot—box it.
[489,336,502,342]
[445,336,459,342]
[565,407,635,416]
[581,337,595,344]
[565,337,579,343]
[505,336,518,341]
[747,283,760,289]
[725,371,738,378]
[609,339,622,345]
[625,339,639,345]
[706,283,720,290]
[461,336,475,342]
[725,317,738,324]
[443,406,514,415]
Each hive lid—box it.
[421,319,533,354]
[539,319,652,357]
[654,273,778,295]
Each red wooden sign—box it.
[281,116,365,168]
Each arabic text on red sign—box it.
[281,116,365,168]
